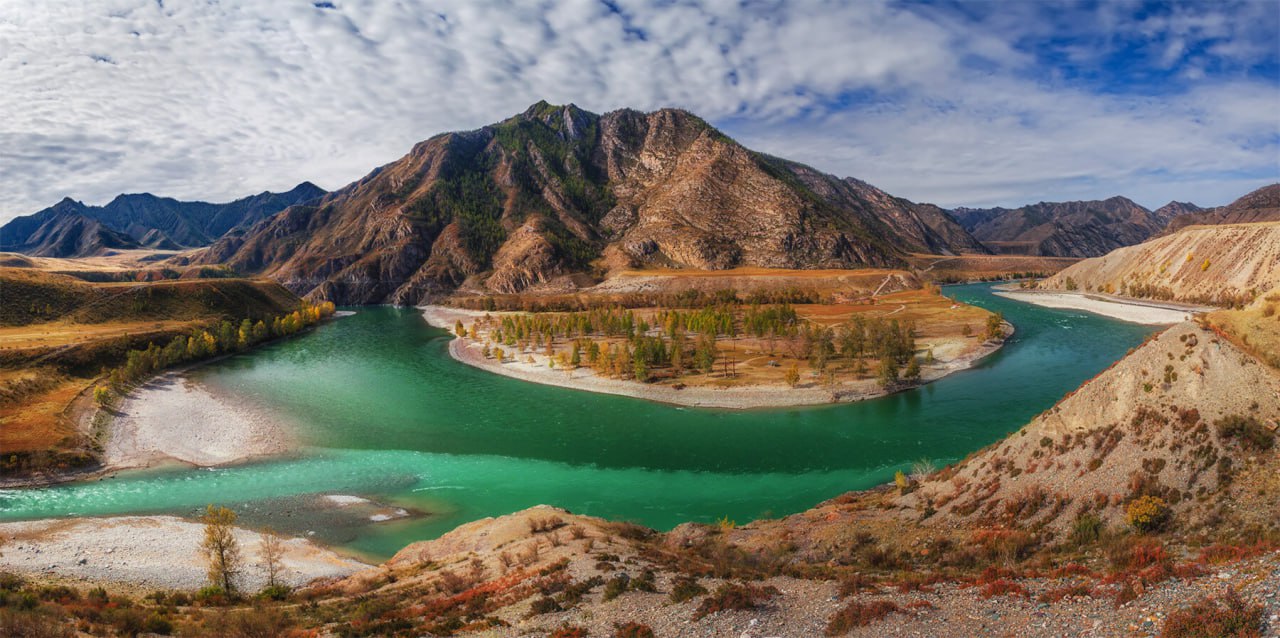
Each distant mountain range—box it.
[1039,184,1280,306]
[1159,183,1280,235]
[950,196,1188,258]
[0,182,325,257]
[200,102,990,304]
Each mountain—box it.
[1161,183,1280,235]
[0,199,139,257]
[1152,200,1203,222]
[0,182,325,257]
[949,196,1170,257]
[1039,219,1280,307]
[203,102,987,305]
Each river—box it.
[0,284,1156,560]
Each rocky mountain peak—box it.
[202,104,989,305]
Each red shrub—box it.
[979,579,1028,598]
[693,583,779,620]
[1160,589,1263,638]
[826,600,901,635]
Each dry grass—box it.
[906,253,1079,282]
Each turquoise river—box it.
[0,284,1156,561]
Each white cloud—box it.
[0,0,1275,224]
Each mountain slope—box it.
[951,197,1169,257]
[0,182,324,257]
[1161,183,1280,235]
[204,102,987,305]
[1153,200,1203,223]
[0,200,139,257]
[1038,216,1280,307]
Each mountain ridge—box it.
[202,102,989,305]
[0,182,325,257]
[950,195,1174,257]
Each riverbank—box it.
[0,516,367,592]
[992,288,1207,324]
[103,372,296,469]
[421,305,1010,409]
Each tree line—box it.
[96,301,336,404]
[453,286,830,312]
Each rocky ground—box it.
[0,516,366,593]
[104,371,296,469]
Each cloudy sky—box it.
[0,0,1277,224]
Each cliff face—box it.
[204,102,988,305]
[1161,183,1280,235]
[951,197,1168,257]
[0,182,324,257]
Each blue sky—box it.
[0,0,1276,224]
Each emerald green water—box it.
[0,284,1155,560]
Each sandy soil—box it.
[993,289,1200,324]
[0,516,367,591]
[421,306,1008,409]
[104,372,294,469]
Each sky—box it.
[0,0,1277,225]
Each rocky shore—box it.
[993,288,1203,324]
[0,516,366,592]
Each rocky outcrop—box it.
[0,182,325,257]
[206,102,988,305]
[951,196,1169,257]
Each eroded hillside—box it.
[1039,222,1280,306]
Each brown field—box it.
[907,253,1079,283]
[0,320,199,350]
[0,258,302,467]
[0,249,182,272]
[0,369,83,452]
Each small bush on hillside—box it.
[1071,512,1105,545]
[825,600,901,635]
[693,583,778,619]
[550,626,588,638]
[669,576,707,603]
[602,574,630,601]
[979,579,1028,598]
[1126,496,1171,532]
[613,622,656,638]
[1160,588,1263,638]
[529,597,562,615]
[0,608,75,638]
[1215,415,1275,452]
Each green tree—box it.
[877,357,899,389]
[633,351,650,382]
[904,357,921,382]
[985,313,1005,341]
